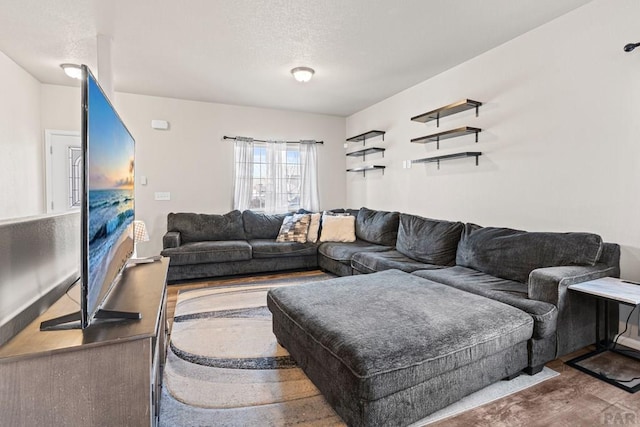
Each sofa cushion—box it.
[161,240,251,266]
[249,239,317,259]
[396,214,463,266]
[355,207,400,246]
[167,211,245,243]
[351,249,446,274]
[456,224,604,283]
[320,215,356,242]
[243,210,288,239]
[318,240,393,265]
[413,266,558,339]
[276,214,311,243]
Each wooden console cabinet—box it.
[0,258,169,427]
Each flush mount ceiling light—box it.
[60,63,83,79]
[291,66,315,83]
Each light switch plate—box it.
[154,192,171,201]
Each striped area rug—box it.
[159,272,558,427]
[159,272,343,426]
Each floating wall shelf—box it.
[346,130,385,145]
[411,99,482,127]
[411,126,481,149]
[412,152,482,169]
[346,165,386,177]
[346,147,386,160]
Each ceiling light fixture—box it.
[291,66,315,83]
[60,63,83,79]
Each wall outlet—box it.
[154,192,171,201]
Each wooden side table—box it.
[566,277,640,393]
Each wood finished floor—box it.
[166,270,640,427]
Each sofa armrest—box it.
[163,231,181,249]
[529,264,619,358]
[528,264,618,306]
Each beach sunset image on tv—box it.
[85,72,135,319]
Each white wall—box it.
[0,51,43,220]
[347,0,640,281]
[116,94,346,256]
[40,87,346,256]
[40,84,81,131]
[346,0,640,344]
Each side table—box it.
[566,277,640,393]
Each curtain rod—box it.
[223,136,324,144]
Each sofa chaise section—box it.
[414,223,620,367]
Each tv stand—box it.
[39,301,142,331]
[0,258,169,426]
[39,310,82,330]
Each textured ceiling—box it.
[0,0,592,116]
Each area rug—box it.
[159,273,558,427]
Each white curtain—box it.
[264,141,288,213]
[232,137,254,211]
[299,140,320,212]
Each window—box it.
[247,144,301,211]
[233,139,319,213]
[68,147,82,208]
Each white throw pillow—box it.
[319,215,356,242]
[306,213,321,243]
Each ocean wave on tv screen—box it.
[87,188,134,312]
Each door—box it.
[44,130,81,214]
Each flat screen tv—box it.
[41,65,139,330]
[81,65,137,328]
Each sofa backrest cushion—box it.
[243,210,288,240]
[167,211,245,243]
[456,223,604,283]
[355,207,400,246]
[396,214,463,265]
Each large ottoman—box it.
[267,269,534,427]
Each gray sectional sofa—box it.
[161,206,619,424]
[161,206,619,367]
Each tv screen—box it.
[81,65,135,328]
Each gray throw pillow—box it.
[243,210,288,239]
[167,210,245,243]
[396,214,463,265]
[355,207,399,246]
[456,223,604,283]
